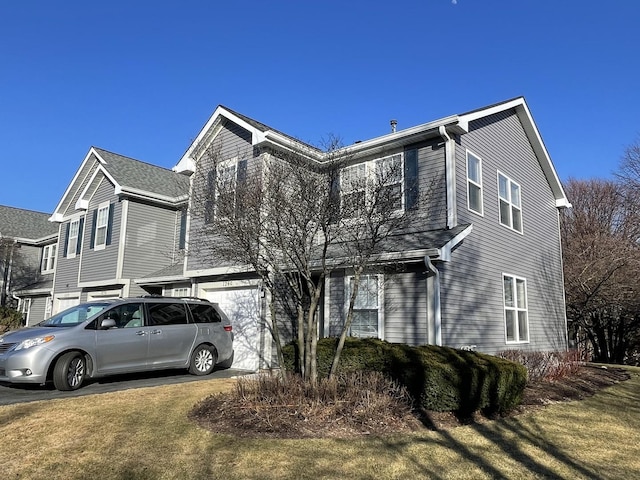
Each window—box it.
[41,244,57,273]
[204,157,246,224]
[467,151,483,215]
[188,304,223,323]
[66,218,81,258]
[340,154,404,217]
[503,274,529,343]
[347,275,382,338]
[94,202,110,250]
[97,304,144,329]
[498,173,522,233]
[172,287,190,297]
[147,302,189,325]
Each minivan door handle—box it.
[135,331,147,336]
[151,330,162,335]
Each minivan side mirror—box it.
[101,319,116,329]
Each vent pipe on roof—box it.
[390,119,397,133]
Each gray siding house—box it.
[138,97,570,371]
[0,205,58,325]
[48,147,189,313]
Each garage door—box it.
[54,296,80,315]
[203,288,260,371]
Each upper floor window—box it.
[171,287,190,297]
[65,217,82,259]
[341,153,404,217]
[346,274,383,339]
[41,244,56,273]
[94,202,110,250]
[498,172,522,233]
[503,274,529,343]
[466,151,483,215]
[204,157,246,224]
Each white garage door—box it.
[54,296,80,315]
[203,288,260,371]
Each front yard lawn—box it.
[1,367,639,479]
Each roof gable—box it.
[52,147,190,221]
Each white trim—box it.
[459,97,570,208]
[66,217,81,259]
[502,273,530,344]
[497,171,524,234]
[439,126,457,229]
[77,278,128,288]
[466,149,484,216]
[93,201,110,250]
[41,244,57,274]
[51,147,102,221]
[345,274,384,340]
[116,200,128,278]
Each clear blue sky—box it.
[1,0,638,213]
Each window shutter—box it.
[39,247,45,271]
[63,223,70,257]
[404,148,418,210]
[204,169,217,224]
[329,173,341,222]
[106,203,114,246]
[179,209,187,249]
[236,159,247,184]
[76,217,84,255]
[90,209,97,249]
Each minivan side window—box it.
[188,304,222,323]
[95,304,144,329]
[147,303,189,326]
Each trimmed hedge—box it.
[283,338,527,414]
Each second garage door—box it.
[202,288,260,371]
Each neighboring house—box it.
[140,96,570,371]
[0,205,58,325]
[48,147,190,313]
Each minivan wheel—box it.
[189,345,217,376]
[53,352,86,391]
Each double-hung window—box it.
[466,151,483,215]
[503,274,529,343]
[498,172,522,232]
[94,202,110,250]
[340,153,404,217]
[347,274,382,339]
[67,218,80,258]
[205,157,244,223]
[41,244,56,273]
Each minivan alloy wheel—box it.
[189,345,216,375]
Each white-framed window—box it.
[172,287,191,297]
[94,202,110,250]
[346,274,383,339]
[205,157,242,224]
[20,298,31,325]
[466,150,483,215]
[341,153,404,217]
[498,172,523,233]
[503,274,529,343]
[67,218,80,259]
[44,296,53,319]
[41,244,57,273]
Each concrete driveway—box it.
[0,368,251,406]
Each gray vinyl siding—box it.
[440,109,567,353]
[60,157,100,218]
[326,267,428,346]
[384,267,428,345]
[54,220,82,293]
[121,202,179,279]
[187,121,255,272]
[27,296,49,325]
[78,179,119,283]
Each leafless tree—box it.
[188,137,428,383]
[560,178,640,363]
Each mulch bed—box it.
[189,365,631,438]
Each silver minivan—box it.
[0,297,234,391]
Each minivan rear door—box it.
[145,302,197,368]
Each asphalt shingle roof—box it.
[93,148,190,199]
[0,205,57,241]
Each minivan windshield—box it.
[38,303,112,327]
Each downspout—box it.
[438,126,457,229]
[424,256,442,346]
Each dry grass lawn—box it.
[1,367,639,480]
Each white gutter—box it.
[439,126,457,229]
